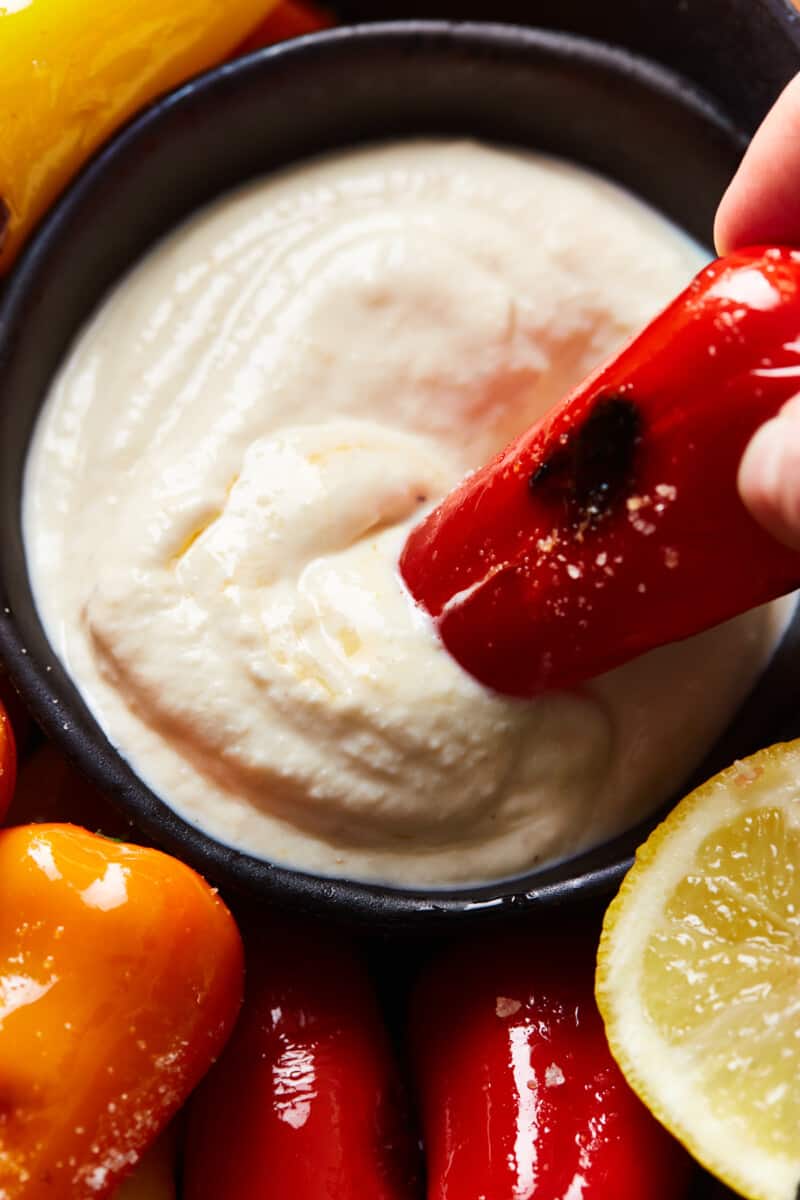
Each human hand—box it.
[716,73,800,551]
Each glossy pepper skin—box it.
[0,0,280,272]
[237,0,334,52]
[0,699,16,823]
[0,824,243,1199]
[0,671,31,760]
[400,247,800,697]
[184,920,420,1200]
[410,928,693,1200]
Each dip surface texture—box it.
[23,141,788,886]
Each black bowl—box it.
[2,21,800,930]
[337,1,800,138]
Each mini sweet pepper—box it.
[400,247,800,696]
[0,698,16,823]
[237,0,333,52]
[410,926,693,1199]
[0,0,281,271]
[0,823,243,1198]
[184,919,420,1200]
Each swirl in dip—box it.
[23,141,790,887]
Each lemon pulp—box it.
[597,742,800,1200]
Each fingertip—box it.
[713,170,753,257]
[739,409,800,552]
[738,417,783,525]
[713,194,733,258]
[714,72,800,255]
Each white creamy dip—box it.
[24,141,790,886]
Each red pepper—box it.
[0,670,32,761]
[0,697,16,822]
[410,926,693,1200]
[235,0,333,53]
[400,246,800,697]
[183,920,420,1200]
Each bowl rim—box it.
[1,18,787,930]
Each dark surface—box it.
[2,23,786,930]
[337,0,800,136]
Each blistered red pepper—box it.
[400,246,800,696]
[410,927,692,1200]
[184,920,420,1200]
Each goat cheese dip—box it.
[24,141,789,887]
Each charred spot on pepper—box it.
[528,394,641,528]
[529,456,559,488]
[0,198,9,254]
[576,396,641,516]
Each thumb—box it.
[738,395,800,551]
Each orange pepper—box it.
[0,0,282,272]
[0,823,243,1199]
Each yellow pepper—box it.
[0,0,281,272]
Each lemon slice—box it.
[596,741,800,1200]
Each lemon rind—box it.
[596,741,800,1200]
